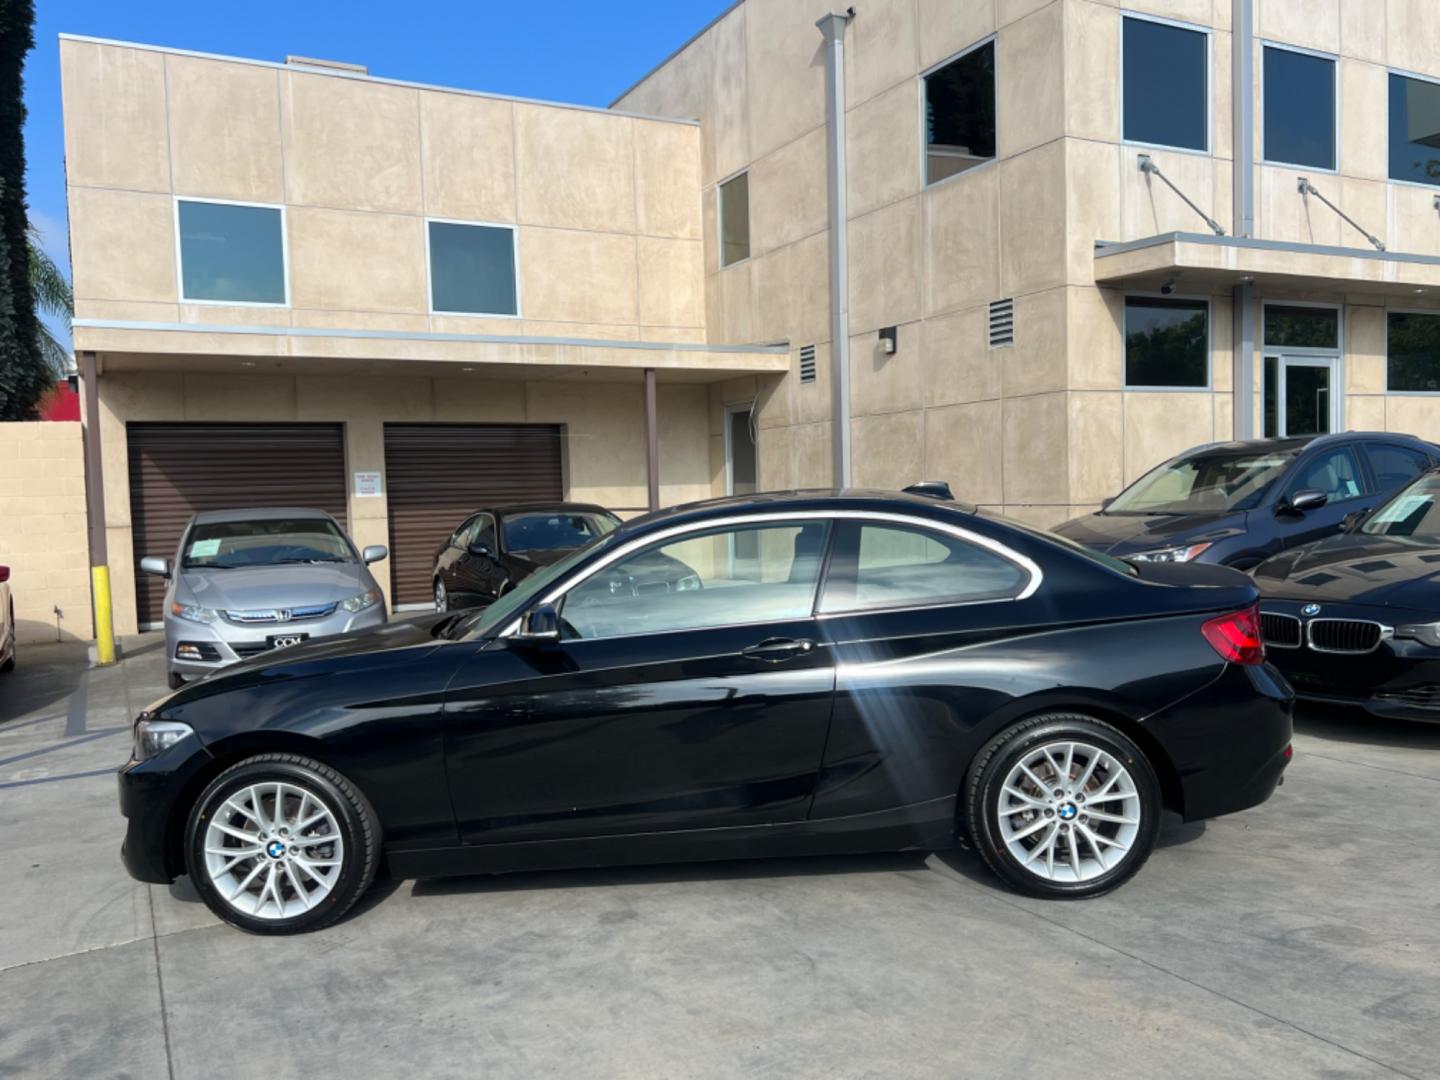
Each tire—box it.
[1,604,13,673]
[434,579,448,613]
[184,753,381,935]
[167,670,184,690]
[965,714,1161,900]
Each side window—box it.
[559,522,827,640]
[1365,444,1430,490]
[819,523,1027,614]
[471,515,498,553]
[1288,447,1365,502]
[452,516,481,549]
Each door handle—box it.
[741,637,816,662]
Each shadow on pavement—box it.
[0,639,89,725]
[1295,703,1440,750]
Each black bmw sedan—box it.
[431,502,620,612]
[1053,433,1438,568]
[118,489,1293,934]
[1255,468,1440,723]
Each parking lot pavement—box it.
[2,640,1437,1079]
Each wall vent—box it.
[799,344,817,383]
[988,299,1015,349]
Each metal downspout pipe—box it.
[1232,0,1257,438]
[817,10,854,488]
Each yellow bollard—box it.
[92,564,117,666]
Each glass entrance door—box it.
[1263,355,1338,437]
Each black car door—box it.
[439,516,480,603]
[1272,443,1372,549]
[442,518,837,843]
[457,514,504,605]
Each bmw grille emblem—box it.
[266,840,287,859]
[1057,803,1078,821]
[1302,603,1322,617]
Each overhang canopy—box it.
[72,320,791,383]
[1094,232,1440,299]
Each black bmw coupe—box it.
[119,489,1293,934]
[1255,468,1440,723]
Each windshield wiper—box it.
[270,557,348,565]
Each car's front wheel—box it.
[185,753,380,934]
[965,715,1161,899]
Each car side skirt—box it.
[383,796,957,880]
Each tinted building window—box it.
[1123,17,1209,151]
[924,41,997,185]
[1389,73,1440,187]
[1263,47,1335,169]
[428,221,518,316]
[1125,297,1209,388]
[1388,312,1440,391]
[719,172,750,267]
[177,200,286,304]
[1264,305,1339,349]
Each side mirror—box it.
[362,545,388,565]
[1283,489,1329,514]
[467,542,494,559]
[512,602,560,645]
[139,556,171,578]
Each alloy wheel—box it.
[996,740,1141,883]
[203,781,345,920]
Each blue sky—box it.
[22,0,733,355]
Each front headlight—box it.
[171,602,218,624]
[1127,542,1213,564]
[340,589,381,614]
[1396,623,1440,648]
[134,718,193,761]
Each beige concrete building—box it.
[59,1,1440,636]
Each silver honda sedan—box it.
[140,508,388,689]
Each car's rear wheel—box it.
[185,753,380,934]
[434,579,448,613]
[1,606,14,673]
[965,715,1161,899]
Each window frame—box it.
[500,510,1044,639]
[1384,307,1440,396]
[1260,40,1339,174]
[173,196,290,308]
[1122,292,1213,392]
[717,168,751,269]
[1385,66,1440,191]
[1119,11,1213,157]
[424,217,522,319]
[817,519,1032,616]
[918,34,1000,191]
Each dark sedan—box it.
[432,502,620,612]
[1255,469,1440,723]
[1054,433,1439,569]
[118,489,1292,934]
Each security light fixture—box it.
[1160,278,1178,296]
[879,326,898,355]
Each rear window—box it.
[983,512,1137,577]
[502,511,619,555]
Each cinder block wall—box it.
[0,422,93,644]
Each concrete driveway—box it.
[1,637,1437,1079]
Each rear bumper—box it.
[118,736,214,884]
[1146,662,1294,823]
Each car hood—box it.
[178,563,371,612]
[1051,510,1247,555]
[1253,534,1440,611]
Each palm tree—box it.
[27,223,71,374]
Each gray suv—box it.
[141,508,388,688]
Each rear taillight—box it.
[1202,603,1265,665]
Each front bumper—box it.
[118,735,215,884]
[166,604,386,677]
[1260,600,1440,724]
[1146,661,1294,822]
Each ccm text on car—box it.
[119,489,1293,934]
[1054,433,1438,568]
[1256,467,1440,723]
[141,509,389,689]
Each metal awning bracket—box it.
[1298,177,1386,252]
[1137,154,1226,237]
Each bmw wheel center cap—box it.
[266,840,287,859]
[1057,802,1078,821]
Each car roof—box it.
[1179,432,1438,458]
[189,507,338,525]
[486,502,616,518]
[611,488,978,536]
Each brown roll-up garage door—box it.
[384,423,564,606]
[127,424,348,627]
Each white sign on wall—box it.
[353,471,383,498]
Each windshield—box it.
[502,511,619,555]
[450,531,621,639]
[181,518,354,569]
[1106,449,1295,515]
[982,511,1137,577]
[1361,472,1440,539]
